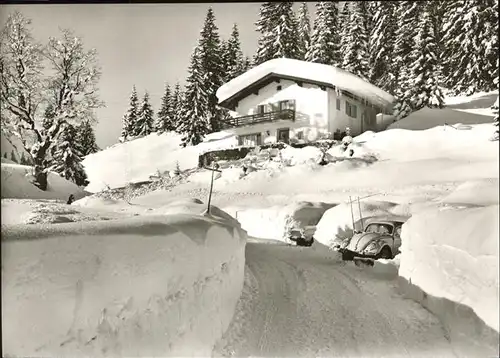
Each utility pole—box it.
[203,161,221,215]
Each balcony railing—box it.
[221,109,295,129]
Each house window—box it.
[345,101,357,118]
[238,133,262,146]
[257,105,266,114]
[277,85,282,91]
[296,131,304,140]
[336,98,341,110]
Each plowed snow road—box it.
[213,239,457,358]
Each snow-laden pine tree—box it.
[76,120,99,156]
[297,2,311,60]
[407,3,445,110]
[155,83,175,133]
[306,1,342,66]
[254,2,302,65]
[135,92,154,137]
[393,1,424,99]
[197,7,225,133]
[368,1,398,93]
[221,24,245,82]
[50,124,88,187]
[241,56,252,72]
[339,1,352,57]
[119,114,130,142]
[171,82,182,130]
[341,1,370,80]
[178,46,210,146]
[122,85,139,139]
[492,96,499,141]
[442,0,498,95]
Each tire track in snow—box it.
[214,241,458,358]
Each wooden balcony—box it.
[221,109,295,129]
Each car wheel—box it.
[377,246,392,259]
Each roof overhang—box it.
[219,73,338,110]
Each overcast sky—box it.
[1,3,317,148]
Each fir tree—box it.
[254,2,302,65]
[407,3,444,110]
[20,151,31,165]
[10,150,17,163]
[339,1,351,55]
[241,56,252,72]
[178,46,210,146]
[306,2,342,66]
[394,1,425,99]
[50,124,88,187]
[43,103,56,131]
[155,83,175,133]
[122,85,139,138]
[76,120,99,156]
[492,97,499,141]
[119,114,130,142]
[136,91,154,137]
[368,1,398,93]
[222,24,245,82]
[171,82,182,130]
[297,2,311,60]
[3,152,7,159]
[197,7,225,133]
[341,1,370,80]
[442,0,498,95]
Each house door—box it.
[277,128,290,144]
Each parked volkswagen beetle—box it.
[336,218,406,260]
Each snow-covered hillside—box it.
[1,162,88,201]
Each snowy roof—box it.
[216,58,396,109]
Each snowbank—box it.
[314,200,410,248]
[224,201,334,241]
[1,162,87,201]
[353,123,497,163]
[399,205,499,335]
[440,178,499,206]
[1,207,247,357]
[388,107,494,131]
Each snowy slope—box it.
[216,58,395,109]
[389,91,497,130]
[1,131,30,163]
[82,131,239,193]
[1,162,88,201]
[2,205,247,357]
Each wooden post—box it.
[203,161,221,215]
[349,196,355,233]
[357,196,364,232]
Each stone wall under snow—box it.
[1,212,247,357]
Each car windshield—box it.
[365,223,393,235]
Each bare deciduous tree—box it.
[0,11,104,190]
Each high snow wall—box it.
[1,212,247,357]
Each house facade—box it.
[216,58,396,146]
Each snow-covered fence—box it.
[1,212,247,357]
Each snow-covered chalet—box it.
[215,58,396,145]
